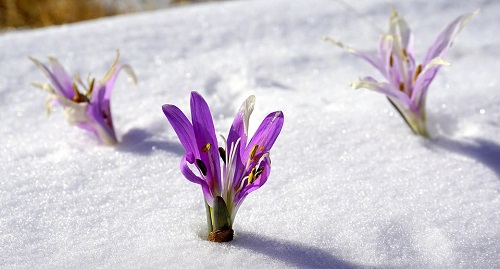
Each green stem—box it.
[212,196,232,231]
[205,201,213,234]
[205,196,232,234]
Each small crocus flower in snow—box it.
[30,52,136,145]
[324,7,478,137]
[162,91,284,242]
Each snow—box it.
[1,0,500,268]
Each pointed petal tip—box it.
[190,91,209,107]
[272,110,284,121]
[246,95,256,104]
[241,95,256,113]
[321,36,333,42]
[349,79,363,90]
[47,56,62,65]
[100,51,136,85]
[322,36,346,45]
[421,56,451,74]
[263,110,284,125]
[161,103,179,115]
[388,4,405,22]
[437,58,451,66]
[29,56,47,71]
[470,8,480,18]
[121,64,138,85]
[463,9,480,26]
[455,8,480,30]
[389,4,399,17]
[31,82,43,89]
[161,104,170,111]
[100,54,119,83]
[349,77,384,91]
[191,91,202,98]
[28,55,38,63]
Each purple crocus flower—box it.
[324,7,477,137]
[162,92,284,242]
[30,52,136,145]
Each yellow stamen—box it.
[402,48,409,62]
[247,167,256,185]
[72,83,84,102]
[399,82,404,92]
[202,143,211,152]
[86,78,95,97]
[249,144,259,159]
[413,64,422,83]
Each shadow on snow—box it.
[432,136,500,179]
[116,128,184,156]
[233,231,379,269]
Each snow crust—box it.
[1,0,499,268]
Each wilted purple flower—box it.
[30,52,136,145]
[162,92,284,242]
[325,7,477,137]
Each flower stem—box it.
[207,196,233,242]
[387,97,429,137]
[205,201,213,234]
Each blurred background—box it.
[0,0,227,30]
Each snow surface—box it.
[1,0,500,268]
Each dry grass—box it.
[0,0,116,29]
[0,0,227,30]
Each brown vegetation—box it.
[0,0,225,30]
[0,0,116,29]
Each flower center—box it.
[247,166,265,185]
[71,78,94,103]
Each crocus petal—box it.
[87,86,117,145]
[423,9,478,65]
[58,93,117,144]
[243,111,284,162]
[388,6,413,54]
[190,92,218,150]
[29,56,74,99]
[227,95,255,157]
[103,64,136,101]
[48,57,74,96]
[350,77,415,111]
[181,154,214,205]
[227,137,246,194]
[190,91,221,193]
[58,98,89,125]
[378,34,395,79]
[323,37,385,74]
[162,104,198,155]
[412,57,450,109]
[76,122,96,133]
[99,52,137,101]
[233,157,271,213]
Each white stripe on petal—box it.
[241,95,255,136]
